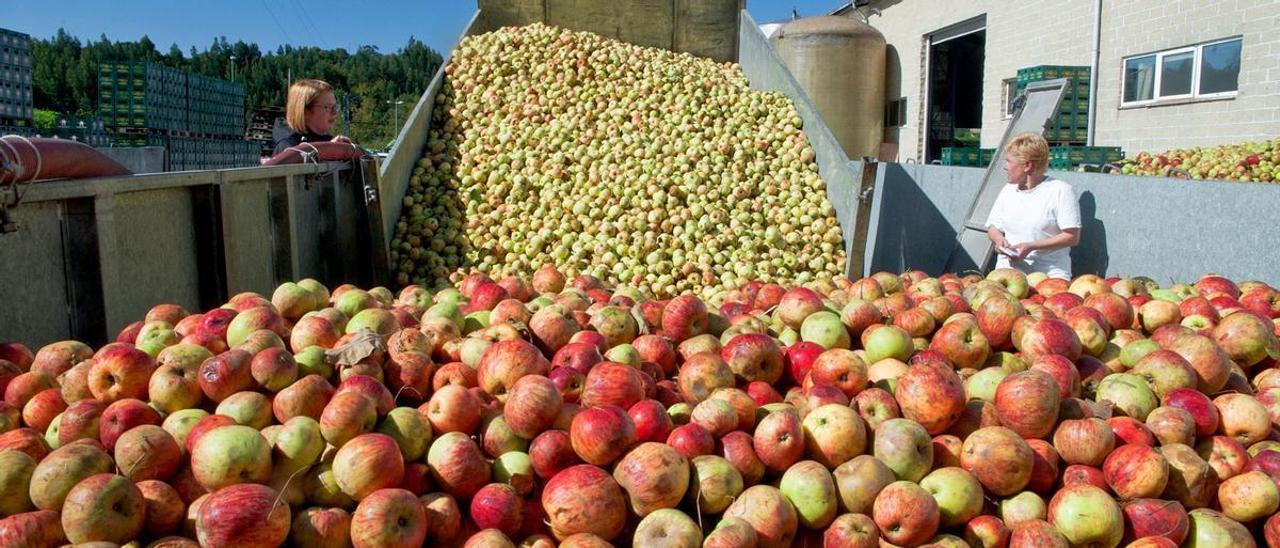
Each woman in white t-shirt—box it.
[985,133,1082,280]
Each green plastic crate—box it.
[1017,65,1090,82]
[1049,145,1123,169]
[942,147,987,167]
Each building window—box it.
[885,98,907,127]
[1001,78,1017,119]
[1122,37,1241,106]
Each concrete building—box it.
[831,0,1279,163]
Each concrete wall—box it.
[98,146,166,174]
[476,0,745,62]
[864,162,1280,286]
[861,0,1279,161]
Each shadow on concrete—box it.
[1070,190,1109,277]
[867,163,964,275]
[882,44,903,161]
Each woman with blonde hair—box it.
[985,132,1082,280]
[272,79,351,155]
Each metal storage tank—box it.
[771,16,886,160]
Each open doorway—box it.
[924,16,986,163]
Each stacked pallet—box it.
[98,61,259,170]
[97,62,188,132]
[188,72,246,137]
[940,146,995,167]
[42,116,113,148]
[0,28,32,126]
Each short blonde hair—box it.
[285,79,333,134]
[1004,132,1050,173]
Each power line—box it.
[258,0,297,47]
[289,0,328,49]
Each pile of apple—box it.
[2,265,1280,547]
[389,23,846,298]
[1116,137,1280,183]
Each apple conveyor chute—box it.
[943,78,1070,275]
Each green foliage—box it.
[32,109,59,130]
[30,29,442,148]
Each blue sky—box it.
[2,1,845,56]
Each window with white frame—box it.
[1001,78,1017,119]
[1122,37,1241,106]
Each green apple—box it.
[920,467,984,527]
[377,407,432,462]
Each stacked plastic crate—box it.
[0,28,33,131]
[941,147,995,167]
[1016,65,1123,170]
[44,115,113,148]
[98,61,188,141]
[100,61,258,169]
[188,72,246,138]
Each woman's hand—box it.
[333,135,352,144]
[988,227,1011,254]
[1011,242,1036,259]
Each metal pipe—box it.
[1087,0,1102,146]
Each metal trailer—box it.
[0,160,385,347]
[376,6,876,285]
[1,3,875,348]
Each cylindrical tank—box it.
[771,16,886,160]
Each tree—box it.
[29,29,444,147]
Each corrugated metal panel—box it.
[0,201,73,343]
[95,188,204,335]
[2,161,373,347]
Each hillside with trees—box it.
[31,29,443,149]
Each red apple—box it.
[197,348,255,403]
[476,339,550,402]
[60,472,145,544]
[99,398,161,451]
[662,295,709,341]
[994,370,1061,439]
[1052,418,1115,466]
[872,481,940,546]
[579,362,645,410]
[273,374,334,423]
[628,399,674,444]
[893,362,964,435]
[721,333,784,385]
[467,483,523,537]
[541,464,627,541]
[570,405,635,466]
[961,426,1033,496]
[423,384,481,435]
[115,424,182,482]
[196,483,291,547]
[503,375,563,439]
[964,514,1010,548]
[1196,435,1249,482]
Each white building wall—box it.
[861,0,1279,161]
[1094,0,1280,152]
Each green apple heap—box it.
[390,23,845,299]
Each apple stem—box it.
[118,436,153,479]
[270,466,309,518]
[392,385,422,403]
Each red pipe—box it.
[0,136,133,185]
[263,141,368,166]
